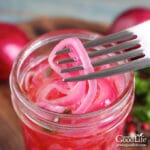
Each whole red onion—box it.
[109,7,150,33]
[0,22,30,80]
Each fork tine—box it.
[64,58,150,82]
[55,47,70,54]
[57,39,139,65]
[58,58,75,64]
[84,30,135,48]
[56,30,134,55]
[60,48,143,73]
[88,39,139,57]
[61,66,83,73]
[92,48,143,67]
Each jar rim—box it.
[10,29,134,119]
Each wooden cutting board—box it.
[0,17,149,150]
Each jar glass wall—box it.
[10,29,134,150]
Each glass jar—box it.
[10,29,134,150]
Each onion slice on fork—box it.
[36,37,97,114]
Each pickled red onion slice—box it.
[37,37,97,114]
[33,37,122,114]
[37,101,66,113]
[87,78,118,112]
[49,82,86,106]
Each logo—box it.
[116,133,148,147]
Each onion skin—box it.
[0,22,29,80]
[109,7,150,33]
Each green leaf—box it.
[42,128,57,134]
[146,93,150,106]
[135,76,149,95]
[45,68,53,77]
[63,109,72,114]
[134,106,150,123]
[142,67,150,73]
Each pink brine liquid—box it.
[10,31,134,150]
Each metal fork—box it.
[55,20,150,82]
